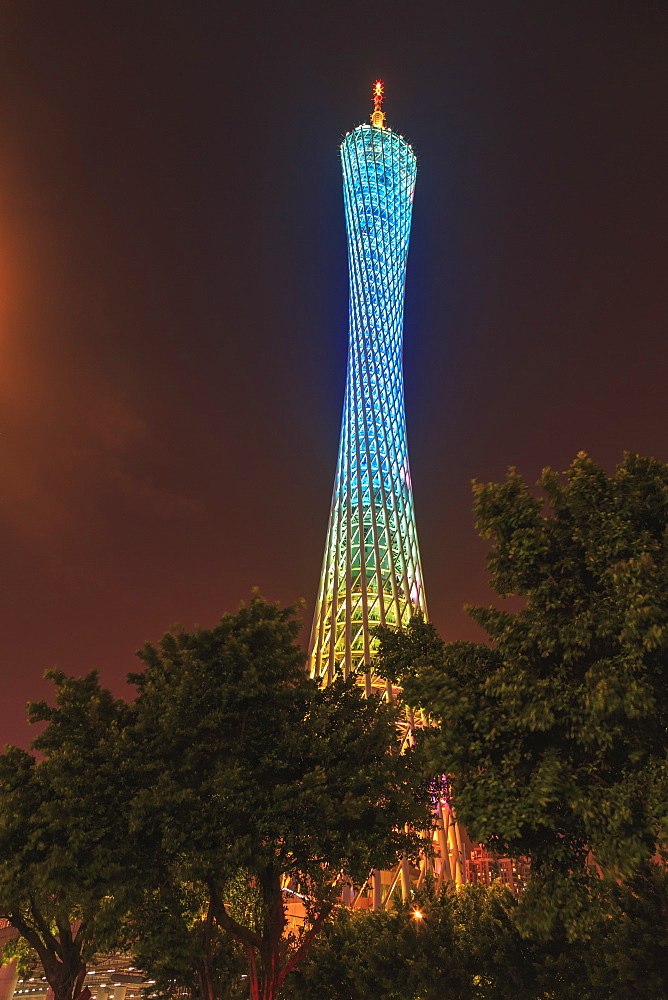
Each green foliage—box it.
[128,596,426,888]
[583,863,668,999]
[375,453,668,934]
[122,594,432,1000]
[1,920,41,978]
[0,672,139,1000]
[284,883,549,1000]
[1,595,430,1000]
[116,879,246,1000]
[284,873,668,1000]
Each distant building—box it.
[0,926,143,1000]
[467,847,531,896]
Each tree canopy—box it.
[122,594,432,1000]
[375,452,668,932]
[2,596,432,1000]
[0,671,138,1000]
[284,870,668,1000]
[284,883,541,1000]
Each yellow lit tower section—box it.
[310,82,427,693]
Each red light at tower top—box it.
[371,80,386,128]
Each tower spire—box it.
[371,79,386,128]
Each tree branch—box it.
[276,902,334,990]
[9,911,57,981]
[27,895,62,957]
[210,890,262,952]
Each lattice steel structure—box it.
[307,85,466,908]
[310,85,427,689]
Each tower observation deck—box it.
[310,83,427,690]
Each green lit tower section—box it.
[310,83,427,687]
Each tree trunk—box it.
[258,867,285,1000]
[9,909,88,1000]
[38,955,88,1000]
[195,960,217,1000]
[255,870,333,1000]
[195,902,217,1000]
[244,946,259,1000]
[212,875,333,1000]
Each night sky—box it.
[1,1,666,748]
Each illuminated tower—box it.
[309,84,465,907]
[310,83,427,689]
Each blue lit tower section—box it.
[310,83,427,687]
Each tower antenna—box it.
[371,79,386,128]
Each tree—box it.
[581,862,668,999]
[115,875,246,1000]
[124,594,431,1000]
[0,672,138,1000]
[284,874,668,1000]
[375,453,668,933]
[283,882,585,1000]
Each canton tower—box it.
[310,83,427,689]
